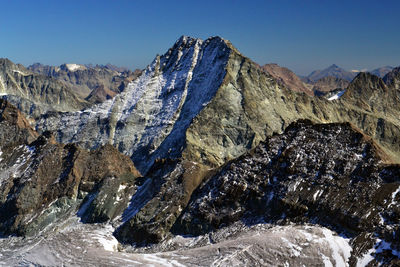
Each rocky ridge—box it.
[370,66,393,78]
[312,76,350,95]
[0,58,89,118]
[28,63,142,103]
[384,67,400,90]
[262,63,314,95]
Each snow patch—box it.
[356,238,400,267]
[118,184,127,192]
[92,225,119,252]
[12,70,27,76]
[389,185,400,207]
[321,228,352,267]
[327,90,346,101]
[65,64,84,72]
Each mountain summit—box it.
[305,64,358,82]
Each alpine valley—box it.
[0,36,399,266]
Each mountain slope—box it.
[0,58,89,118]
[0,99,141,236]
[312,76,349,94]
[262,63,313,95]
[383,66,400,90]
[370,66,393,78]
[174,120,400,266]
[28,63,141,102]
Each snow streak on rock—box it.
[37,36,230,174]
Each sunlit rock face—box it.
[0,58,90,118]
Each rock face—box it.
[0,59,89,118]
[305,64,358,82]
[0,99,38,147]
[28,63,142,101]
[312,76,350,94]
[0,99,141,236]
[173,120,400,266]
[384,66,400,90]
[262,63,314,95]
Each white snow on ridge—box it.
[65,63,84,72]
[389,185,400,207]
[12,70,28,76]
[0,75,6,93]
[327,90,346,101]
[356,238,400,267]
[91,224,119,252]
[321,228,352,267]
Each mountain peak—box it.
[329,64,340,69]
[307,64,357,82]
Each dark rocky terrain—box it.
[173,120,400,266]
[384,67,400,90]
[0,99,141,236]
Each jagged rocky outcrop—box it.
[0,58,89,118]
[0,99,141,236]
[28,63,142,101]
[262,63,314,95]
[0,99,38,147]
[173,120,400,266]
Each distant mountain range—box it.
[302,64,393,83]
[302,64,358,82]
[28,63,142,102]
[261,63,395,97]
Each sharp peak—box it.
[0,58,16,66]
[174,35,228,47]
[351,71,385,84]
[327,64,341,69]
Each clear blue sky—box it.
[1,0,399,75]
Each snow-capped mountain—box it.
[37,36,231,173]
